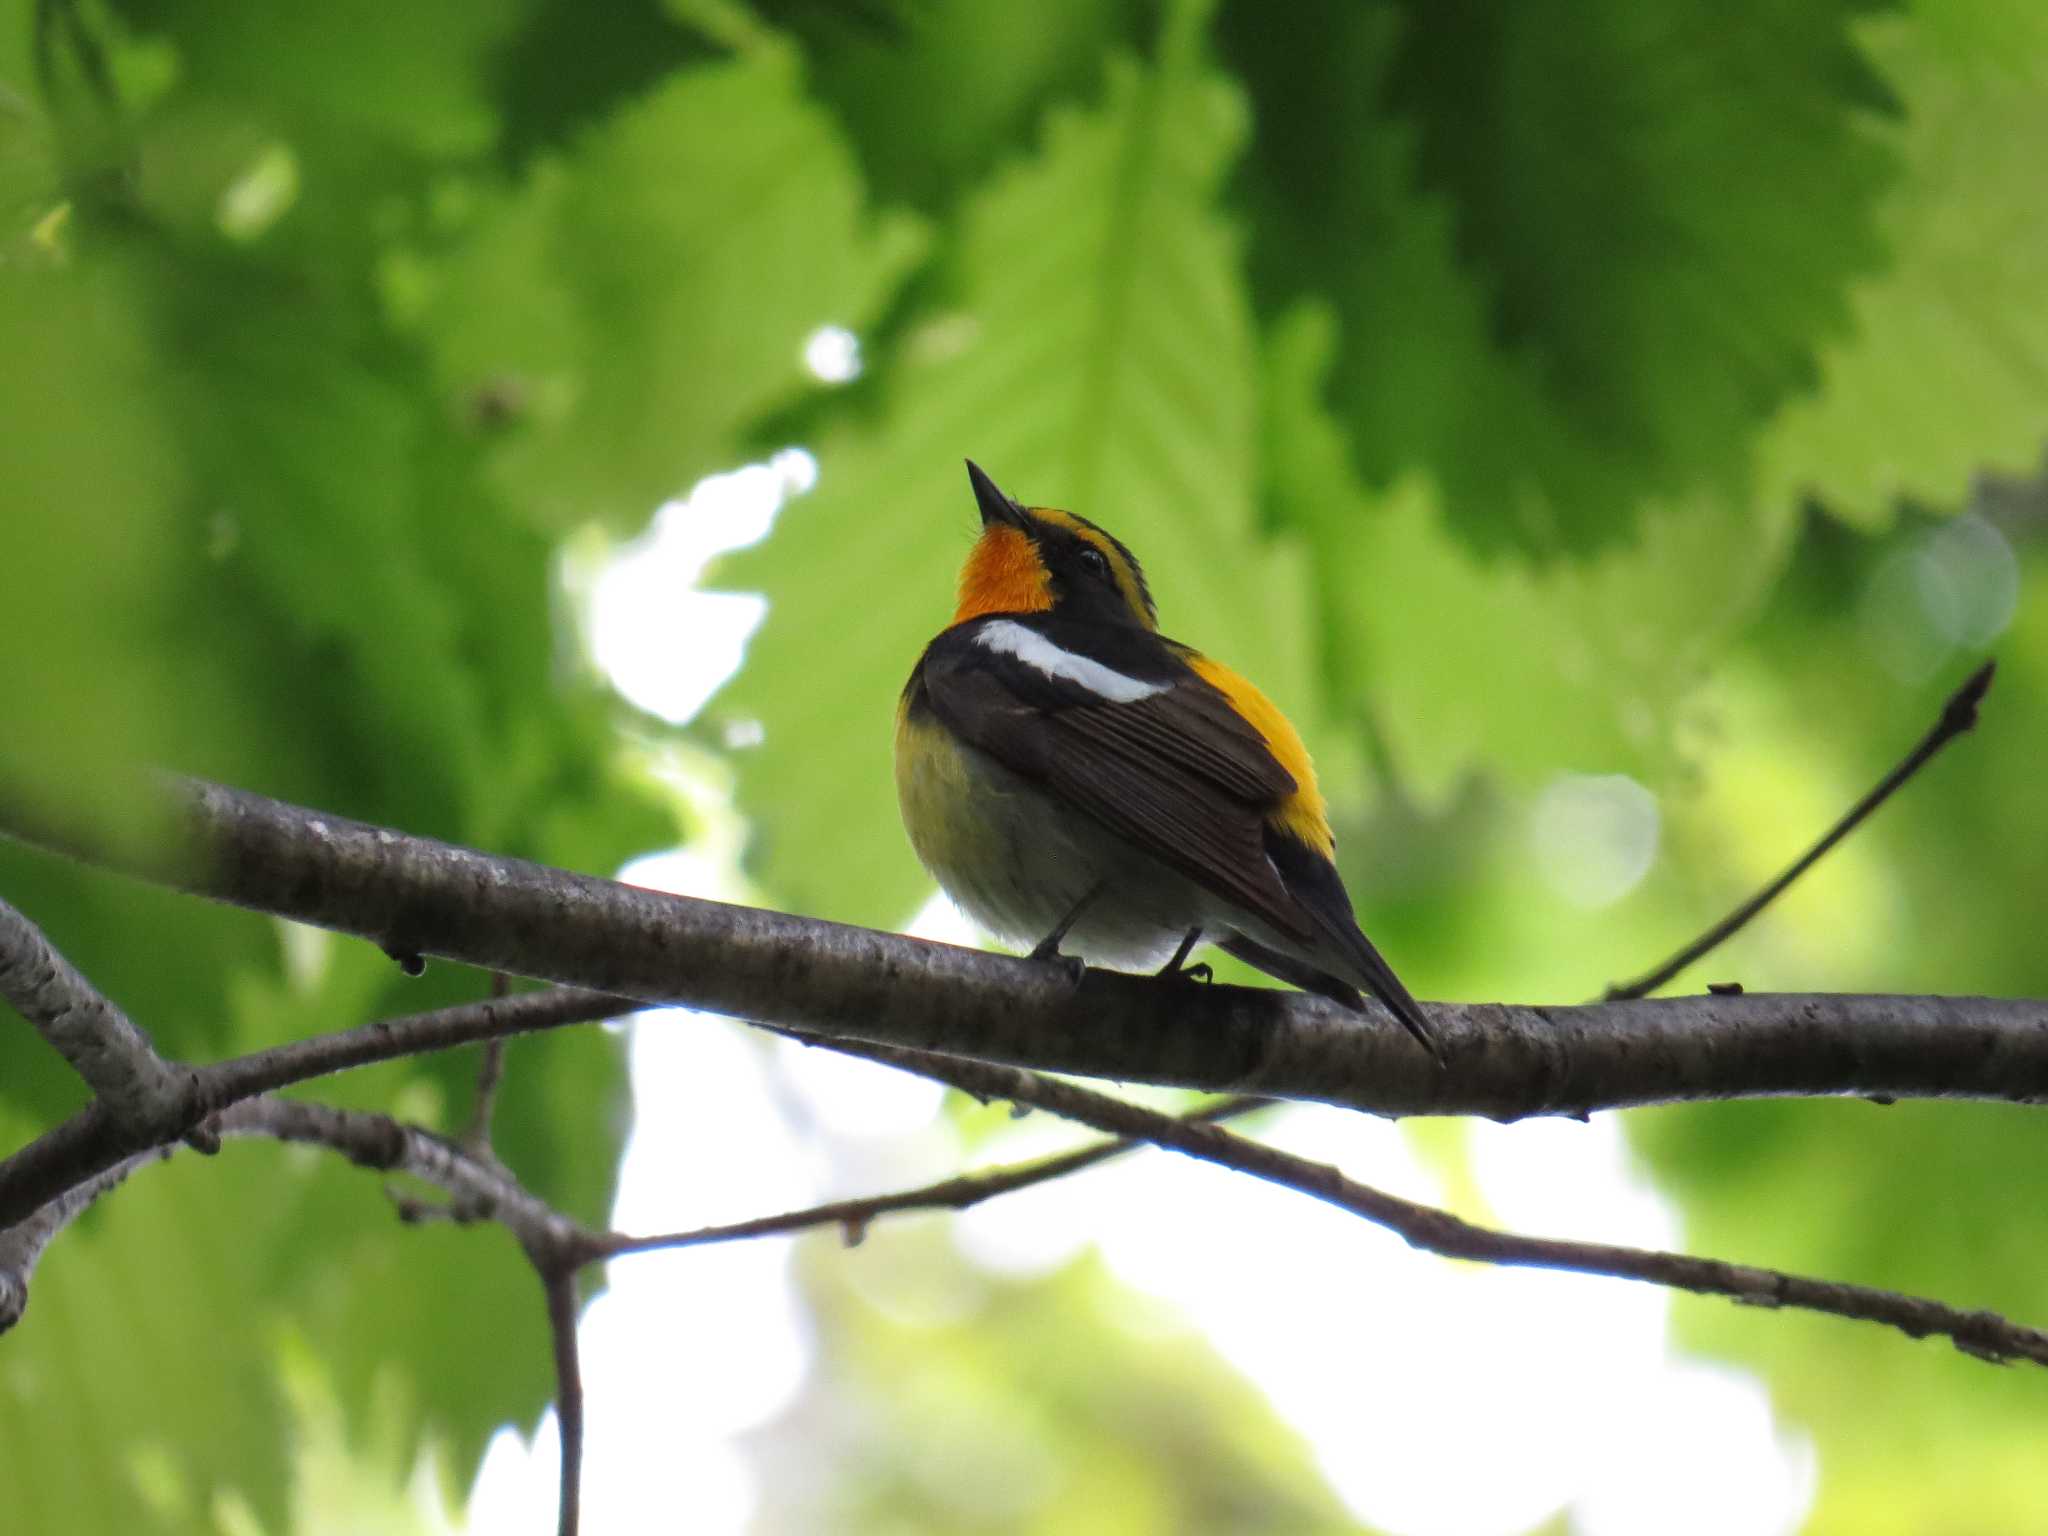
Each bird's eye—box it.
[1077,546,1112,582]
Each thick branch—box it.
[4,777,2045,1124]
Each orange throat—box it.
[953,525,1053,623]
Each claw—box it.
[1153,926,1207,986]
[1026,933,1084,984]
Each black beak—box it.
[966,459,1027,530]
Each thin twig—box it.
[807,1034,2048,1368]
[212,1097,597,1259]
[595,1095,1268,1258]
[460,976,513,1156]
[1608,659,1996,1000]
[463,1044,509,1154]
[541,1265,585,1536]
[210,986,635,1107]
[0,985,633,1230]
[0,1090,601,1334]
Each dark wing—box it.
[1212,929,1365,1010]
[1259,824,1439,1057]
[918,623,1316,944]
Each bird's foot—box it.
[1153,927,1208,986]
[1027,935,1087,987]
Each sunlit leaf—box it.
[1262,303,1799,798]
[1760,1,2048,527]
[415,49,925,531]
[0,1121,296,1532]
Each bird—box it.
[893,459,1441,1060]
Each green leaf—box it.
[413,49,925,531]
[1,23,672,1516]
[711,0,1323,927]
[1638,1093,2048,1534]
[111,0,528,158]
[0,1096,557,1534]
[0,255,280,1106]
[263,1152,559,1507]
[1760,1,2048,527]
[1223,0,1897,553]
[774,0,1149,214]
[0,1121,296,1532]
[1261,303,1799,798]
[493,0,712,166]
[0,259,201,854]
[1618,513,2048,1530]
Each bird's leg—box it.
[1156,926,1211,985]
[1028,882,1103,983]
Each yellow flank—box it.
[954,525,1052,623]
[1187,654,1335,858]
[895,696,992,878]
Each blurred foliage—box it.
[2,0,2047,1531]
[758,1227,1369,1535]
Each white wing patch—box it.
[977,620,1168,703]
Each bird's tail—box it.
[1331,922,1443,1065]
[1218,927,1442,1065]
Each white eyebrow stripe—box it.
[976,620,1168,703]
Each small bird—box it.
[894,460,1440,1060]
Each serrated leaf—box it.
[1223,0,1896,554]
[1,30,670,1521]
[1264,302,1800,801]
[775,0,1148,213]
[709,0,1323,928]
[0,1102,563,1536]
[493,0,712,166]
[415,50,925,531]
[265,1155,558,1506]
[0,1123,296,1532]
[1760,1,2048,527]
